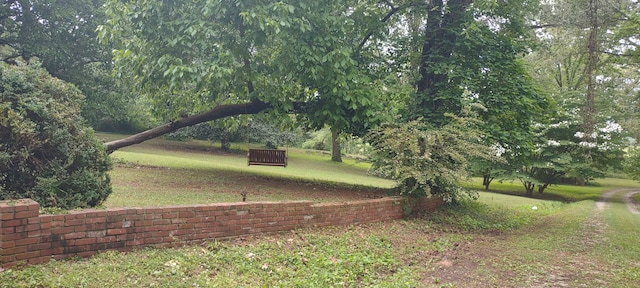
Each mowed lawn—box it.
[2,133,639,287]
[102,132,625,207]
[101,133,395,207]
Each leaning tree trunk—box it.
[331,127,342,162]
[104,101,271,153]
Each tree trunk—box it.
[583,0,599,162]
[413,0,472,126]
[104,101,270,153]
[331,127,342,162]
[523,181,535,197]
[220,133,231,151]
[538,183,549,194]
[483,174,494,191]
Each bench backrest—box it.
[248,149,287,167]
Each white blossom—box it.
[548,121,571,128]
[579,141,597,148]
[547,140,561,147]
[599,120,623,134]
[490,143,506,157]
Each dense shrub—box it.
[368,113,494,202]
[0,63,112,209]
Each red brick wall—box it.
[0,196,444,268]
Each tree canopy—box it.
[99,0,397,152]
[1,0,155,133]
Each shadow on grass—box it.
[478,189,584,203]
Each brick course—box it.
[0,196,444,268]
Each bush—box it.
[301,128,331,151]
[368,113,494,202]
[0,63,112,209]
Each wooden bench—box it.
[247,149,287,167]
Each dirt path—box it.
[422,188,640,287]
[596,189,620,210]
[597,188,640,214]
[623,191,640,215]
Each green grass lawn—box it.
[476,191,563,211]
[464,177,640,202]
[599,192,640,285]
[105,165,394,207]
[101,132,395,207]
[101,132,640,210]
[103,132,393,188]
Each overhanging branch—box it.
[104,100,272,153]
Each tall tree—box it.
[527,0,633,179]
[398,0,549,192]
[331,127,342,162]
[99,0,397,152]
[0,0,109,81]
[0,0,153,133]
[533,0,633,143]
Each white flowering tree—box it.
[517,109,625,196]
[470,143,516,191]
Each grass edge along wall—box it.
[0,196,444,268]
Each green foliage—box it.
[243,119,302,149]
[368,110,494,201]
[402,0,550,194]
[517,108,625,194]
[612,1,640,63]
[301,128,331,151]
[0,0,110,81]
[99,0,388,135]
[0,63,112,209]
[0,0,154,134]
[408,0,542,125]
[623,148,640,181]
[79,62,156,133]
[165,119,301,150]
[523,0,634,193]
